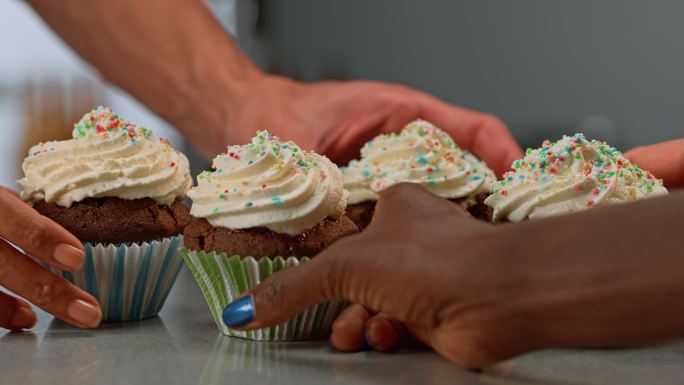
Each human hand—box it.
[221,183,532,368]
[0,188,101,331]
[625,138,684,188]
[222,183,684,368]
[226,75,522,176]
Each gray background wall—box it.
[258,0,684,149]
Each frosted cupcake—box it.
[182,131,357,340]
[342,120,496,228]
[485,133,668,222]
[17,106,192,321]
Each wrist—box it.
[169,29,265,157]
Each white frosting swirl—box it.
[17,106,192,207]
[485,133,668,222]
[187,131,348,236]
[342,120,495,204]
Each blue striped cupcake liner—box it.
[42,236,184,322]
[181,248,347,341]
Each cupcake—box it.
[342,120,496,229]
[17,106,193,321]
[485,133,668,222]
[182,131,357,340]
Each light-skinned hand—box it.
[0,188,101,331]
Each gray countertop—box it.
[2,267,684,385]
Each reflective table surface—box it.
[3,267,684,385]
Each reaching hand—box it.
[228,76,522,176]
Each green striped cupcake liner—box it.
[181,248,347,341]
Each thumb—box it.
[624,138,684,189]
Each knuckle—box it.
[385,83,413,94]
[260,273,286,313]
[380,182,418,198]
[379,183,430,206]
[18,218,48,249]
[29,273,67,306]
[480,114,506,130]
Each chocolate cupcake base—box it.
[183,216,358,258]
[33,197,191,244]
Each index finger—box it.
[0,188,84,271]
[417,94,522,177]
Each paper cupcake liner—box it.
[41,236,184,322]
[181,248,347,341]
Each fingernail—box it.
[222,296,254,328]
[54,244,84,270]
[10,307,37,330]
[67,299,101,328]
[365,330,375,349]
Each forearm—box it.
[503,191,684,349]
[28,0,262,156]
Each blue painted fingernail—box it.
[222,296,254,328]
[364,330,374,349]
